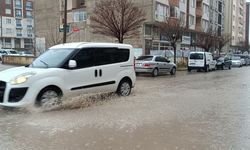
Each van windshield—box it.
[190,53,203,60]
[30,48,74,68]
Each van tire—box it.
[36,87,62,109]
[152,68,159,77]
[188,68,191,72]
[117,79,132,96]
[229,65,231,70]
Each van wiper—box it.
[39,60,49,68]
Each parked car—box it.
[135,55,177,77]
[19,51,34,57]
[188,52,216,72]
[231,56,242,67]
[216,56,232,70]
[0,42,136,108]
[234,54,250,66]
[0,49,20,61]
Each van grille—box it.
[0,81,6,103]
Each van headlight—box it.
[10,72,36,85]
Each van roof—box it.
[50,42,133,49]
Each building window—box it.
[5,0,11,5]
[15,9,22,17]
[73,11,87,22]
[181,0,185,4]
[203,4,209,16]
[191,0,195,8]
[144,25,152,36]
[155,2,168,22]
[170,6,179,18]
[5,38,12,48]
[6,18,11,24]
[189,15,194,25]
[26,1,32,9]
[26,10,32,18]
[15,38,21,48]
[5,9,11,15]
[180,12,185,25]
[15,0,22,7]
[5,28,12,34]
[24,39,33,48]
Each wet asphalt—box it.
[0,64,250,150]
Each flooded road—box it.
[1,65,250,150]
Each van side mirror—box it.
[68,60,77,68]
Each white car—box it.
[188,52,216,72]
[0,42,136,108]
[0,49,20,61]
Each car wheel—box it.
[36,87,62,109]
[188,68,191,72]
[229,65,231,70]
[170,67,176,75]
[221,64,224,70]
[117,80,132,96]
[152,68,159,77]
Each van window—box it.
[190,53,203,60]
[73,48,95,69]
[94,48,129,66]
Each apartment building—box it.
[0,0,34,50]
[224,0,246,49]
[245,2,249,46]
[196,0,210,32]
[209,0,224,36]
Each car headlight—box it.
[10,72,36,85]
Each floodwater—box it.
[0,65,250,150]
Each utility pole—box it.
[0,1,3,48]
[186,0,190,29]
[63,0,67,43]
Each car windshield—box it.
[231,56,240,60]
[137,56,153,61]
[190,53,203,59]
[30,48,74,68]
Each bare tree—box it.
[192,28,217,52]
[216,34,231,56]
[90,0,146,43]
[156,18,186,63]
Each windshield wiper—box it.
[39,60,49,68]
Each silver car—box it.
[135,55,177,77]
[231,56,242,67]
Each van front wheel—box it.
[36,87,62,109]
[117,80,132,96]
[204,66,208,72]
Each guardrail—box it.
[2,55,36,66]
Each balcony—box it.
[27,34,33,38]
[27,25,32,28]
[15,15,22,19]
[16,24,23,29]
[15,4,22,9]
[16,33,22,37]
[169,0,179,7]
[26,6,33,10]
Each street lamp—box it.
[0,2,3,48]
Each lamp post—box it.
[63,0,67,43]
[171,34,177,64]
[0,1,3,48]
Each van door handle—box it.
[95,70,98,77]
[99,69,102,77]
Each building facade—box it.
[246,2,249,47]
[224,0,246,49]
[0,0,34,50]
[209,0,224,36]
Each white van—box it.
[0,42,136,108]
[188,52,216,72]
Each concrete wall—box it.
[2,55,35,65]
